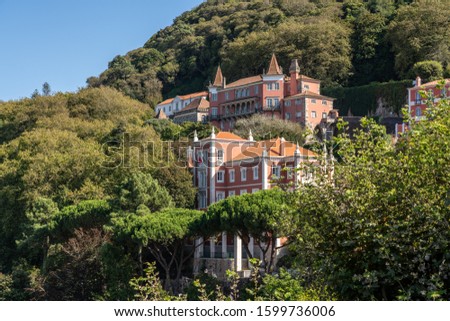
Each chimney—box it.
[289,59,300,95]
[280,137,285,156]
[416,76,422,87]
[222,77,227,89]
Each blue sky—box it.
[0,0,203,101]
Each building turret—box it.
[289,59,300,95]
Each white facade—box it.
[155,92,208,117]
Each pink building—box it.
[208,54,338,131]
[187,129,317,276]
[396,77,450,137]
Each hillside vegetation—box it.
[88,0,450,108]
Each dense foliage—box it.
[1,0,450,302]
[290,93,450,300]
[0,89,196,299]
[322,80,411,116]
[232,114,307,144]
[88,0,450,109]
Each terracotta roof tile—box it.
[411,78,450,89]
[177,98,210,113]
[178,91,208,100]
[285,90,334,100]
[232,138,317,161]
[298,75,320,83]
[226,75,262,88]
[157,91,208,106]
[267,53,282,75]
[213,66,223,87]
[216,132,246,141]
[156,109,168,119]
[159,98,174,105]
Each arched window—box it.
[416,107,422,117]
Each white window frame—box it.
[253,166,259,180]
[322,100,327,105]
[311,111,317,118]
[311,99,317,104]
[228,190,235,197]
[296,111,302,118]
[255,85,259,94]
[241,168,247,181]
[287,166,294,179]
[240,189,247,195]
[212,93,217,101]
[225,92,229,100]
[285,100,291,107]
[216,191,225,201]
[272,165,281,178]
[267,83,273,90]
[322,112,327,119]
[199,192,207,209]
[286,112,291,120]
[416,107,422,117]
[252,188,259,193]
[217,149,224,164]
[217,170,225,183]
[304,84,310,90]
[198,171,206,188]
[275,82,280,90]
[229,169,235,183]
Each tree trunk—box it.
[138,243,143,276]
[41,235,50,273]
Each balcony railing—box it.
[261,104,281,111]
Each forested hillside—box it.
[88,0,450,107]
[0,88,197,299]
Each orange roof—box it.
[213,66,223,87]
[411,78,450,89]
[298,75,320,83]
[159,97,174,105]
[285,90,334,100]
[267,53,282,75]
[216,132,246,141]
[178,98,210,113]
[156,109,167,119]
[226,75,262,88]
[178,91,208,100]
[232,138,317,161]
[157,91,208,106]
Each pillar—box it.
[262,149,268,190]
[234,234,242,271]
[222,232,227,258]
[249,236,254,257]
[210,236,215,258]
[209,129,216,205]
[194,237,204,259]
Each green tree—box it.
[233,114,307,143]
[42,82,51,96]
[411,61,444,83]
[111,208,204,292]
[205,189,293,272]
[387,3,450,78]
[291,95,450,300]
[116,172,174,212]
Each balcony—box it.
[261,104,281,112]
